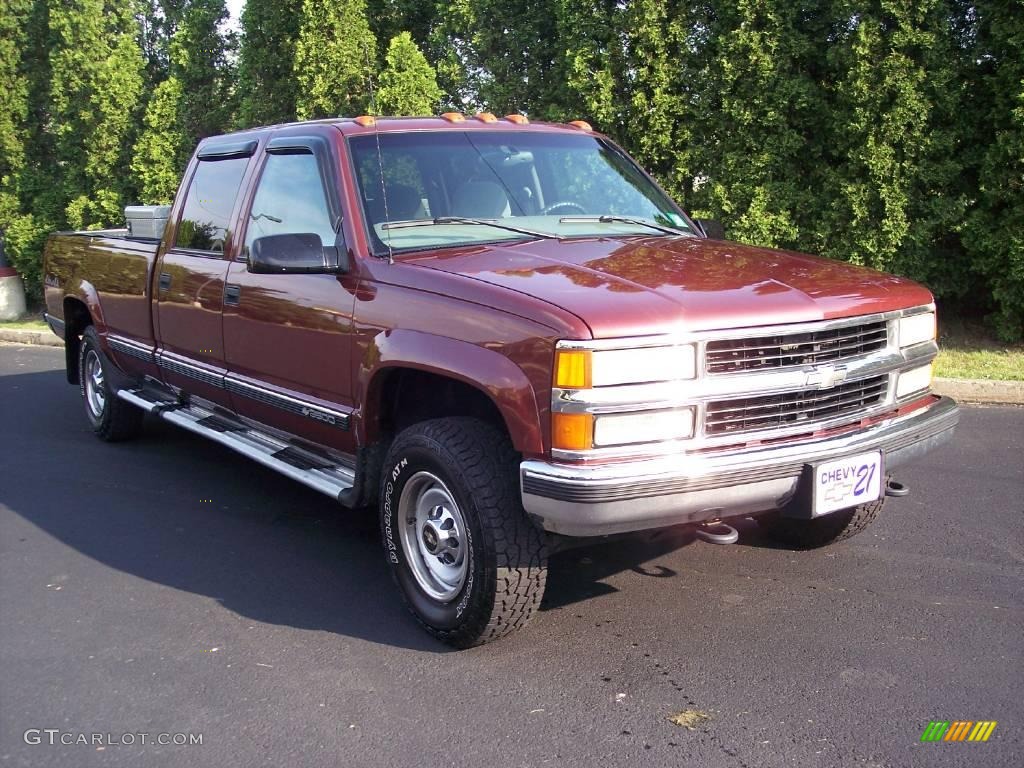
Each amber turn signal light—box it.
[554,349,591,389]
[552,413,594,451]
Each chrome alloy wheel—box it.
[83,349,107,420]
[398,471,469,602]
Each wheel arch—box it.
[358,330,545,456]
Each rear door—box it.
[222,133,359,453]
[155,140,256,406]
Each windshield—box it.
[348,131,694,254]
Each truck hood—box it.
[405,236,934,338]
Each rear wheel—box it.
[758,492,887,549]
[78,327,143,442]
[380,417,547,648]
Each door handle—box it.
[158,272,171,292]
[224,284,241,306]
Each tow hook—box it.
[695,520,740,545]
[885,477,910,497]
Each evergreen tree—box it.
[376,32,442,115]
[294,0,377,119]
[236,0,303,127]
[963,0,1024,340]
[819,0,967,297]
[366,0,436,54]
[132,0,235,202]
[688,0,830,249]
[132,78,187,203]
[0,0,35,289]
[48,0,145,230]
[172,0,237,142]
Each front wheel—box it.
[380,418,548,648]
[757,492,887,549]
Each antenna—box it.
[364,43,393,264]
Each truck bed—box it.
[43,230,160,346]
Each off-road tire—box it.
[380,417,548,648]
[78,327,143,442]
[758,487,887,549]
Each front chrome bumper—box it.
[521,395,959,536]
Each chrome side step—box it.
[117,389,355,502]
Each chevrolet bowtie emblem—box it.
[805,364,847,389]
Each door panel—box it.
[222,136,359,453]
[155,251,232,403]
[223,266,357,451]
[155,151,252,406]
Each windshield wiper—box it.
[381,216,557,240]
[558,215,688,237]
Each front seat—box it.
[451,181,511,218]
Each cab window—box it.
[174,156,249,252]
[245,153,337,251]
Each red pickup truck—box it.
[42,115,958,647]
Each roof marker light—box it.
[475,112,498,123]
[441,112,466,123]
[504,114,529,125]
[354,115,376,127]
[567,120,592,132]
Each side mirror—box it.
[695,219,726,240]
[247,233,348,274]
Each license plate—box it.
[812,451,883,516]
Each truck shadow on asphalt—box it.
[1,368,777,653]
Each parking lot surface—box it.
[1,344,1021,767]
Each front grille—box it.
[705,374,888,436]
[705,320,888,374]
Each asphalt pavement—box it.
[1,343,1021,768]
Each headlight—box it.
[896,363,933,399]
[554,344,696,388]
[593,408,695,447]
[897,311,935,348]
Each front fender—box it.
[358,329,544,455]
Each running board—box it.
[117,389,356,503]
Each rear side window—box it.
[244,153,336,250]
[175,157,249,252]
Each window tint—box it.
[245,153,336,250]
[175,157,249,252]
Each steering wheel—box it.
[542,201,587,215]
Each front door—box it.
[155,148,254,406]
[222,135,359,454]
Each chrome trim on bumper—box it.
[521,395,959,537]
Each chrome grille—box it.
[705,320,888,374]
[705,374,888,436]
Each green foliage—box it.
[0,0,1019,339]
[131,78,187,203]
[963,0,1024,341]
[816,0,968,299]
[48,0,145,230]
[294,0,376,119]
[171,0,237,142]
[132,0,235,203]
[376,32,442,116]
[236,0,303,127]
